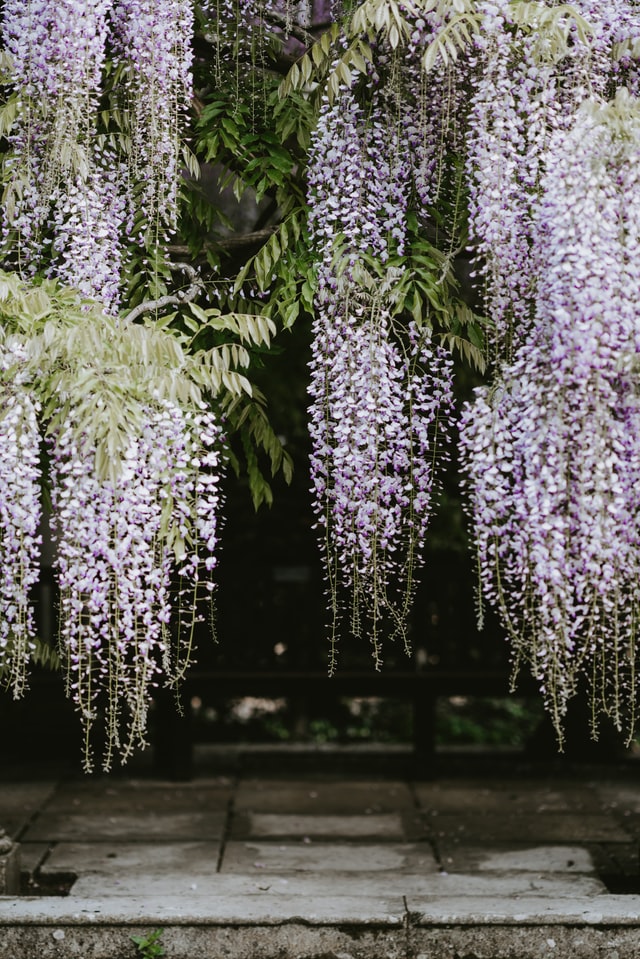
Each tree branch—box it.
[260,8,317,46]
[122,262,204,324]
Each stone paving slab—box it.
[221,840,438,874]
[436,843,599,873]
[71,871,215,898]
[425,812,631,843]
[234,812,406,840]
[403,894,640,924]
[234,779,414,813]
[3,761,640,956]
[41,841,222,896]
[27,860,608,900]
[5,913,640,959]
[120,871,603,898]
[592,782,640,813]
[414,871,606,897]
[0,893,407,924]
[83,872,594,901]
[414,780,603,815]
[41,780,233,814]
[0,783,57,840]
[25,810,226,842]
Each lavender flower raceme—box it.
[0,343,42,698]
[460,90,640,743]
[2,0,195,303]
[466,0,626,362]
[48,149,128,312]
[2,0,112,265]
[110,0,194,237]
[403,1,470,218]
[308,84,453,666]
[50,399,224,771]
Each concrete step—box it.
[3,756,640,957]
[2,892,640,959]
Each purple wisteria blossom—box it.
[460,91,640,743]
[48,152,128,312]
[0,2,220,769]
[110,0,194,236]
[49,401,224,771]
[0,343,42,698]
[2,0,194,303]
[465,0,625,362]
[2,0,111,258]
[307,84,453,665]
[403,3,469,215]
[602,0,640,96]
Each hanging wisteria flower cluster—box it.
[0,342,42,700]
[460,90,640,743]
[465,0,624,361]
[2,0,110,205]
[0,274,230,770]
[2,0,115,298]
[50,155,128,310]
[1,0,193,308]
[402,1,470,228]
[110,0,194,237]
[50,402,223,770]
[299,0,640,738]
[6,0,640,764]
[307,82,454,667]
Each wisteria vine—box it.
[0,274,229,771]
[460,90,640,743]
[307,82,454,667]
[50,402,223,770]
[1,0,193,307]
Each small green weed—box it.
[131,928,166,958]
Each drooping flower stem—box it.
[0,346,42,698]
[0,275,229,770]
[1,0,194,309]
[460,91,640,744]
[307,79,454,666]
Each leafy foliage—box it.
[2,0,636,757]
[0,272,277,478]
[131,929,166,959]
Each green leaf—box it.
[422,10,481,71]
[438,331,486,373]
[282,300,300,329]
[187,302,211,324]
[0,94,20,137]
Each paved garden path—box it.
[1,748,640,958]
